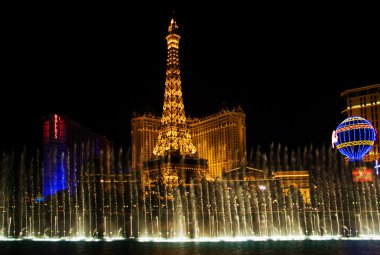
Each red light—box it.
[352,167,373,182]
[43,120,50,143]
[54,114,58,139]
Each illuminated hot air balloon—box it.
[332,116,377,161]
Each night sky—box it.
[2,3,380,153]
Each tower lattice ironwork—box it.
[153,18,197,157]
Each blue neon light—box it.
[36,197,44,202]
[334,116,377,161]
[43,152,67,197]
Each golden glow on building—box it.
[188,107,247,178]
[341,84,380,162]
[131,107,247,179]
[131,113,160,171]
[273,170,311,205]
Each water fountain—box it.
[0,143,379,240]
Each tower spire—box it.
[168,14,178,34]
[153,18,197,156]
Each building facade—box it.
[43,113,112,197]
[131,107,247,179]
[340,84,380,162]
[272,170,311,206]
[131,113,160,171]
[188,107,246,178]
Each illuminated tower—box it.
[143,18,208,187]
[153,18,197,157]
[131,18,247,179]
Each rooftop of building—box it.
[131,105,245,121]
[187,105,245,122]
[340,83,380,97]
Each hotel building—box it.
[340,84,380,162]
[187,107,246,179]
[131,108,247,179]
[43,113,112,197]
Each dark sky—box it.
[2,2,380,153]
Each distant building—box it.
[131,107,247,180]
[188,107,246,178]
[131,113,160,171]
[42,113,112,197]
[272,170,311,206]
[341,84,380,162]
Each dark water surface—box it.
[1,239,380,255]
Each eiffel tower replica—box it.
[143,17,208,188]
